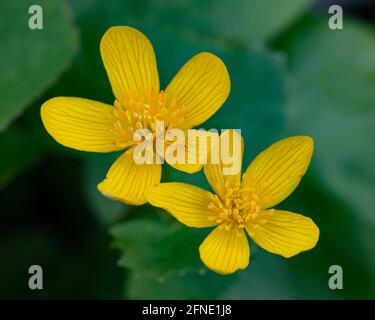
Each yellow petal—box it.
[100,26,159,100]
[199,226,250,275]
[242,136,313,209]
[145,183,218,228]
[204,130,243,199]
[41,97,121,153]
[167,161,203,174]
[163,129,218,173]
[98,147,161,205]
[166,52,230,129]
[246,210,319,258]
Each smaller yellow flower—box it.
[146,131,319,275]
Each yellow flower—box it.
[146,131,319,275]
[40,26,230,205]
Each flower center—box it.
[207,181,273,235]
[110,87,185,148]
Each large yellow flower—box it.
[146,131,320,275]
[41,26,230,205]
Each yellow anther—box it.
[206,179,266,234]
[111,87,185,145]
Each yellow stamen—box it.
[207,183,264,231]
[110,87,185,150]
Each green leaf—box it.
[212,0,312,43]
[281,17,375,292]
[0,126,39,189]
[285,17,375,229]
[111,218,206,276]
[140,0,312,44]
[111,217,237,299]
[0,0,78,131]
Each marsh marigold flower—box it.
[146,131,320,274]
[41,26,230,205]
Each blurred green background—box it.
[0,0,374,299]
